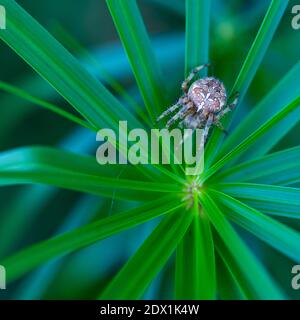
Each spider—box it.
[157,64,239,144]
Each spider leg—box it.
[216,91,240,119]
[214,119,228,135]
[178,114,203,146]
[203,114,214,144]
[166,102,193,128]
[156,96,186,122]
[181,63,210,93]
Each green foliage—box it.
[200,96,300,184]
[107,0,166,122]
[211,190,300,262]
[0,147,180,200]
[205,0,289,166]
[3,195,183,283]
[0,82,93,131]
[0,0,299,300]
[185,0,211,77]
[0,0,141,131]
[101,208,193,299]
[200,192,285,300]
[175,200,216,299]
[211,146,300,186]
[214,183,300,218]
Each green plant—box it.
[0,0,299,300]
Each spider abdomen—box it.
[188,77,227,113]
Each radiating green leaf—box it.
[175,193,216,299]
[199,96,300,183]
[52,23,151,128]
[0,81,94,131]
[0,186,55,259]
[100,208,193,299]
[0,3,183,181]
[219,60,300,163]
[107,0,166,122]
[212,190,300,262]
[214,183,300,219]
[212,146,300,186]
[0,0,142,131]
[0,127,96,258]
[205,0,289,165]
[15,195,102,300]
[199,192,285,299]
[185,0,211,76]
[213,231,283,300]
[0,147,180,201]
[0,31,185,142]
[2,195,183,283]
[216,252,246,300]
[229,0,288,101]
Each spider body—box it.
[188,78,227,113]
[157,64,239,143]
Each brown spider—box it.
[157,64,239,143]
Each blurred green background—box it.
[0,0,299,299]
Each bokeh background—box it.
[0,0,299,299]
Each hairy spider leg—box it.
[157,101,181,122]
[203,114,214,144]
[213,119,228,135]
[177,112,205,147]
[181,63,210,93]
[215,91,239,120]
[166,102,193,128]
[178,114,192,128]
[156,96,186,122]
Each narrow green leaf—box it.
[0,168,179,199]
[0,127,96,258]
[2,195,183,283]
[213,231,283,300]
[0,5,183,185]
[213,183,300,219]
[0,81,95,131]
[106,0,166,122]
[185,0,211,76]
[229,0,288,100]
[199,192,285,299]
[219,60,300,162]
[15,195,102,300]
[212,190,300,263]
[216,252,246,300]
[0,147,180,201]
[52,23,151,127]
[100,208,193,299]
[199,96,300,184]
[205,0,289,165]
[0,0,142,131]
[1,2,181,184]
[212,146,300,186]
[0,186,55,259]
[0,31,185,142]
[175,193,216,299]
